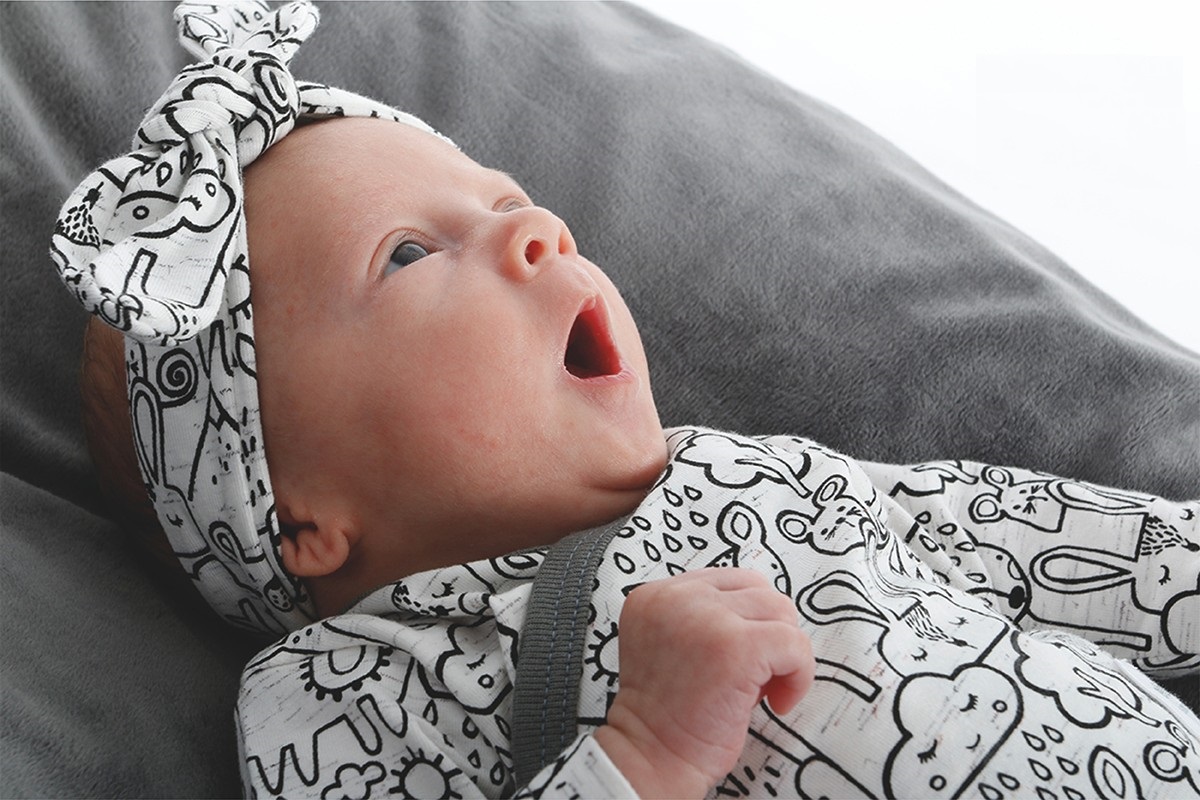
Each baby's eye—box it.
[384,241,430,276]
[499,197,530,212]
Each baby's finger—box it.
[716,584,800,624]
[751,621,815,714]
[681,566,775,592]
[760,667,813,716]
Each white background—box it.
[635,0,1198,353]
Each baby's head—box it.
[84,117,665,616]
[67,1,664,633]
[243,117,665,613]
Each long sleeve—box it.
[511,734,636,799]
[236,610,638,799]
[858,458,1200,675]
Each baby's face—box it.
[244,119,665,582]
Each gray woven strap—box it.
[511,517,627,787]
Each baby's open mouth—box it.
[565,302,621,379]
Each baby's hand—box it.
[594,568,814,799]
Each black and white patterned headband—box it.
[50,0,450,634]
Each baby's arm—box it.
[594,568,815,799]
[237,569,812,800]
[861,458,1200,670]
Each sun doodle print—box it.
[390,749,464,798]
[584,621,620,688]
[299,645,393,702]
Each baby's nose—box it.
[499,206,576,281]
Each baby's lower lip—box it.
[564,363,634,385]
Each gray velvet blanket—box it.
[2,3,1196,797]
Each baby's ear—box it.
[278,518,351,577]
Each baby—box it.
[60,3,1199,799]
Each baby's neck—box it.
[306,491,655,618]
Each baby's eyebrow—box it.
[485,167,529,196]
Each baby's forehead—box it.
[251,117,523,200]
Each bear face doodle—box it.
[969,467,1151,534]
[964,539,1032,626]
[775,474,869,557]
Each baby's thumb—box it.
[759,668,813,715]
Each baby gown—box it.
[237,427,1200,799]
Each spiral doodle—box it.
[156,348,199,406]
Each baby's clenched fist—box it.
[595,568,815,798]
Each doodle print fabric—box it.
[48,1,448,634]
[236,428,1200,799]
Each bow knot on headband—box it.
[56,1,321,346]
[137,1,315,159]
[136,56,291,152]
[50,0,449,635]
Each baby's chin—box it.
[599,411,670,494]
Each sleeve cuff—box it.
[516,732,639,799]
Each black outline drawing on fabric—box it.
[905,510,1034,626]
[1144,732,1200,794]
[969,467,1153,533]
[1140,515,1200,556]
[484,550,546,581]
[1015,631,1179,731]
[244,693,406,795]
[966,539,1032,624]
[1088,746,1145,800]
[882,662,1023,799]
[127,331,304,632]
[811,657,882,702]
[317,761,386,800]
[1015,721,1091,800]
[53,153,242,340]
[883,460,981,498]
[797,569,1009,677]
[595,434,1195,796]
[584,621,620,689]
[1159,591,1200,663]
[389,748,465,799]
[55,184,103,248]
[236,425,1200,799]
[421,619,511,716]
[774,474,868,557]
[744,705,879,798]
[620,496,708,576]
[299,646,394,702]
[511,735,590,798]
[1033,545,1155,609]
[1026,511,1200,655]
[708,500,791,595]
[714,755,790,798]
[674,430,814,500]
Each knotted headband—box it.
[50,0,450,635]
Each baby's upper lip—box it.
[563,293,622,379]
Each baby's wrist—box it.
[595,702,712,800]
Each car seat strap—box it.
[512,515,627,786]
